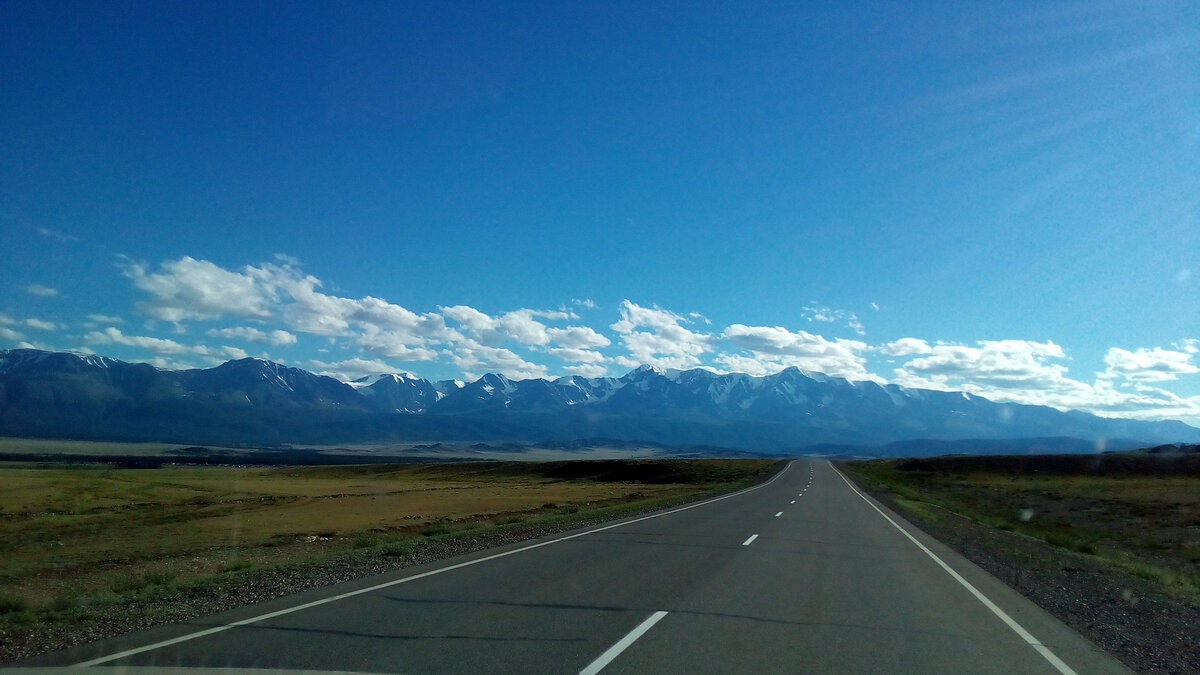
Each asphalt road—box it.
[19,460,1129,674]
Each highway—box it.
[22,460,1128,674]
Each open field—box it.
[0,436,756,466]
[841,453,1200,673]
[842,453,1200,598]
[0,457,778,661]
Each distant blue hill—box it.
[1,349,1197,454]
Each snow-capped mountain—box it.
[2,349,1198,452]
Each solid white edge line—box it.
[73,461,795,667]
[578,610,668,675]
[741,534,758,546]
[830,463,1077,675]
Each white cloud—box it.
[547,325,610,349]
[310,357,410,381]
[84,327,246,361]
[879,337,933,356]
[353,324,441,361]
[802,303,865,335]
[37,227,80,243]
[126,257,275,321]
[720,324,875,381]
[207,326,298,346]
[127,257,451,361]
[146,356,201,371]
[86,314,124,324]
[563,363,609,378]
[610,300,713,370]
[1103,347,1198,382]
[447,338,548,380]
[548,347,607,363]
[0,314,24,341]
[442,305,569,347]
[572,298,596,309]
[25,284,59,297]
[894,340,1069,390]
[23,318,59,331]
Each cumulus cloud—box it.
[563,363,609,378]
[207,326,298,346]
[610,300,713,370]
[310,357,410,381]
[1103,347,1198,382]
[894,340,1069,391]
[447,338,548,380]
[85,327,246,361]
[353,324,441,361]
[25,284,59,297]
[547,326,610,349]
[572,298,596,309]
[442,306,570,347]
[878,338,933,356]
[548,347,607,363]
[127,257,450,361]
[126,257,275,321]
[720,324,875,381]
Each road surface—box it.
[19,460,1128,674]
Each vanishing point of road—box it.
[17,460,1128,674]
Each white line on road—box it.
[831,464,1077,675]
[579,610,668,675]
[73,462,796,667]
[790,500,795,504]
[775,511,783,517]
[742,534,759,546]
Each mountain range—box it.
[1,348,1198,454]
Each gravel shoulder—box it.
[841,467,1200,675]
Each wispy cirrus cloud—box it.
[25,284,59,297]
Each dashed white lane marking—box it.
[790,500,795,504]
[775,511,783,517]
[831,464,1077,675]
[579,610,669,675]
[742,534,759,546]
[73,462,797,667]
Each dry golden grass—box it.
[0,460,770,608]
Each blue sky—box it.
[2,1,1198,424]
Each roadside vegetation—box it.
[840,452,1200,674]
[0,457,778,661]
[841,454,1200,601]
